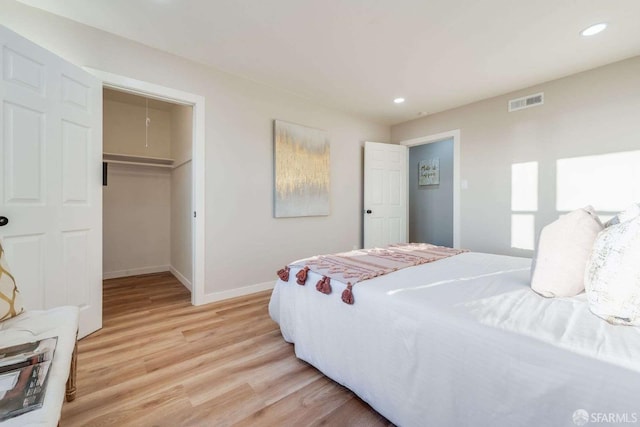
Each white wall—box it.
[0,1,390,297]
[392,56,640,257]
[103,164,171,278]
[170,104,193,288]
[170,104,193,166]
[103,99,172,158]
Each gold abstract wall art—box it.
[274,120,330,217]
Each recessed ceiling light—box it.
[394,97,405,104]
[581,23,607,37]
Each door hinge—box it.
[193,211,196,218]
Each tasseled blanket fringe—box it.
[296,266,309,285]
[277,266,290,282]
[316,276,332,294]
[341,282,354,305]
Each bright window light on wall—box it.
[511,214,536,251]
[556,150,640,212]
[511,161,538,250]
[511,162,538,211]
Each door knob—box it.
[0,216,8,227]
[366,210,372,214]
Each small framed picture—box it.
[419,158,439,185]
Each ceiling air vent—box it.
[508,92,544,112]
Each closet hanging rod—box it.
[103,152,174,167]
[103,159,174,168]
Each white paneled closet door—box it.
[0,25,103,338]
[363,141,408,248]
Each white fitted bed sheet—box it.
[269,252,640,427]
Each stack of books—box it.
[0,337,57,421]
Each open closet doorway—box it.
[102,89,194,294]
[88,68,206,306]
[401,130,461,248]
[408,138,454,246]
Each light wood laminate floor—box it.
[60,272,392,426]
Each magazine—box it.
[0,360,52,421]
[0,337,57,374]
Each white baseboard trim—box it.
[103,265,170,280]
[201,280,275,305]
[170,266,192,291]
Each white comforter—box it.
[269,252,640,427]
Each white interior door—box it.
[0,25,102,338]
[363,141,408,248]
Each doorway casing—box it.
[86,67,206,306]
[400,129,461,248]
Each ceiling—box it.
[17,0,640,125]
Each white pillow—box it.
[604,203,640,228]
[585,206,640,325]
[531,206,603,297]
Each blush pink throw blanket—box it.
[279,243,467,305]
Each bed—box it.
[269,251,640,427]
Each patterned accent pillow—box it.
[531,206,603,297]
[0,240,25,321]
[604,203,640,228]
[586,208,640,325]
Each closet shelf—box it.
[103,152,174,168]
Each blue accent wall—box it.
[409,138,454,246]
